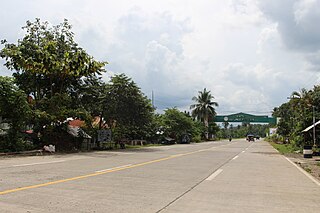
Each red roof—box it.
[68,119,85,127]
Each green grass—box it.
[269,142,297,154]
[304,167,312,173]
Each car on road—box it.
[246,134,255,142]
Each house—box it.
[67,118,93,150]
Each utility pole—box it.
[313,105,316,147]
[152,90,154,108]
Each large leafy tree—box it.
[160,108,194,142]
[190,88,218,139]
[0,77,31,151]
[0,18,106,100]
[0,19,107,148]
[103,74,155,141]
[272,104,292,137]
[77,75,107,118]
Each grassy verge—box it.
[269,142,297,155]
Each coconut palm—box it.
[291,88,309,100]
[190,88,218,139]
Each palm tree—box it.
[290,88,312,116]
[291,88,309,100]
[190,88,218,139]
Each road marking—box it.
[284,157,320,187]
[0,157,175,195]
[197,149,207,152]
[11,160,66,167]
[232,156,239,160]
[206,169,223,181]
[170,154,184,157]
[0,143,231,195]
[242,151,245,153]
[95,164,133,173]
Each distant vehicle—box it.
[246,134,255,142]
[181,134,191,144]
[161,137,176,145]
[255,135,260,140]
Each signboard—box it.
[97,129,112,142]
[269,128,277,135]
[214,112,276,124]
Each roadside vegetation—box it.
[0,19,220,153]
[268,141,298,155]
[271,88,320,149]
[269,89,320,182]
[190,88,218,140]
[215,122,270,140]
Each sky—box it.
[1,0,320,116]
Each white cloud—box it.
[226,0,266,28]
[1,0,320,115]
[258,0,320,52]
[257,23,279,54]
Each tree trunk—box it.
[204,116,209,140]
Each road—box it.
[0,139,319,212]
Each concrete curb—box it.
[284,156,320,187]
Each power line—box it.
[300,72,320,90]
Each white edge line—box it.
[12,160,66,167]
[284,156,320,187]
[95,164,133,173]
[206,169,223,181]
[232,156,239,160]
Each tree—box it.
[0,77,31,151]
[159,108,203,143]
[103,74,155,141]
[1,18,106,100]
[0,19,107,149]
[208,122,220,139]
[161,108,193,142]
[190,88,218,139]
[273,87,320,147]
[224,123,269,139]
[77,75,107,118]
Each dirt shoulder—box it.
[285,153,320,182]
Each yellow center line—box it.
[0,144,227,195]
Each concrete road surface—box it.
[0,139,319,212]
